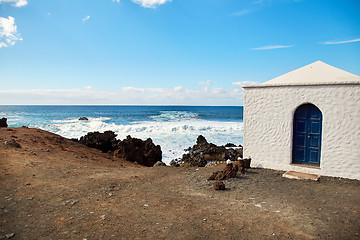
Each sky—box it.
[0,0,359,105]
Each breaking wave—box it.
[33,117,243,165]
[1,106,243,165]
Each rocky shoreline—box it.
[71,126,245,168]
[1,117,246,168]
[170,135,244,167]
[75,131,162,167]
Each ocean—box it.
[0,105,243,164]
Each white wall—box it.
[243,84,360,180]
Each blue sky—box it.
[0,0,359,105]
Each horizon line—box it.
[0,104,243,107]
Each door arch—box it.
[292,103,322,166]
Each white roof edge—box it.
[243,81,360,88]
[246,61,360,87]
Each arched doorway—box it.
[292,104,322,166]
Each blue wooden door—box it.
[292,104,322,166]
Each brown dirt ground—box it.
[0,127,359,240]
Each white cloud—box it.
[112,0,120,2]
[251,45,294,50]
[199,80,216,87]
[174,86,183,91]
[131,0,172,8]
[0,0,27,7]
[0,86,245,106]
[0,16,23,48]
[82,16,91,23]
[232,81,260,87]
[121,86,146,93]
[320,38,360,45]
[199,80,217,93]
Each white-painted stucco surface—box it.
[243,62,360,180]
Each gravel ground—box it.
[1,127,359,240]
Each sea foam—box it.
[35,116,243,165]
[2,107,243,165]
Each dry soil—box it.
[0,127,359,240]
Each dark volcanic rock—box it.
[234,161,245,174]
[170,159,181,167]
[226,164,239,178]
[196,135,208,145]
[113,136,162,167]
[213,180,225,190]
[5,139,21,148]
[153,161,166,167]
[79,131,118,153]
[181,152,207,167]
[179,135,243,167]
[78,131,162,167]
[241,158,251,169]
[227,148,244,162]
[207,163,239,181]
[0,118,8,127]
[79,117,89,121]
[225,143,237,147]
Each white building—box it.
[243,61,360,180]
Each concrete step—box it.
[282,170,320,181]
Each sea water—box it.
[0,106,243,164]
